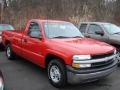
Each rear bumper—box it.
[66,59,117,84]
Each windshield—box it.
[0,24,14,31]
[44,22,84,38]
[103,23,120,34]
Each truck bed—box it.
[2,29,24,46]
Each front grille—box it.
[91,52,114,59]
[91,52,115,68]
[76,59,115,71]
[91,59,114,68]
[76,52,115,70]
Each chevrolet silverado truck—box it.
[2,19,117,88]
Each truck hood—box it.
[49,38,115,55]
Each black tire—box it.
[117,60,120,66]
[6,44,15,60]
[117,52,120,66]
[116,48,120,66]
[47,59,67,88]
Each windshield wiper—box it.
[52,36,83,38]
[71,36,83,38]
[113,32,120,34]
[52,36,70,38]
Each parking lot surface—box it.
[0,50,120,90]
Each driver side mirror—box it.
[95,30,104,36]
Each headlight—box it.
[72,55,91,68]
[0,78,4,90]
[73,55,91,60]
[0,36,1,39]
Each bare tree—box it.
[1,0,120,28]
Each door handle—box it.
[23,39,27,43]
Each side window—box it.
[79,24,87,33]
[88,24,103,34]
[28,22,41,38]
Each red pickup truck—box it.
[2,19,117,88]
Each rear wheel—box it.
[6,44,15,60]
[47,59,67,88]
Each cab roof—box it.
[80,22,111,25]
[30,19,69,23]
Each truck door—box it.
[86,24,109,42]
[22,22,45,66]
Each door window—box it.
[28,22,41,38]
[88,24,103,34]
[79,24,87,33]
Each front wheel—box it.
[47,59,67,88]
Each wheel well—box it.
[45,54,65,68]
[5,40,10,46]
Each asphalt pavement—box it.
[0,50,120,90]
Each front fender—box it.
[45,49,73,65]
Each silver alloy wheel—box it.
[7,46,11,57]
[50,65,61,83]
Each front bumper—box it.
[66,58,117,84]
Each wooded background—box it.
[0,0,120,28]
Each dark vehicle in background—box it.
[78,22,120,45]
[78,22,120,64]
[0,24,14,47]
